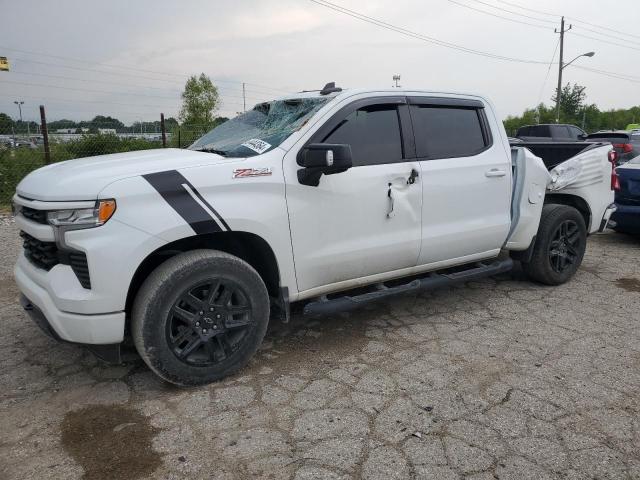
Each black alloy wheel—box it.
[548,219,581,274]
[167,279,253,366]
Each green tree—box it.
[48,119,77,131]
[0,113,15,134]
[552,83,587,123]
[179,73,220,126]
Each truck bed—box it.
[509,141,608,170]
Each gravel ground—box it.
[1,215,639,480]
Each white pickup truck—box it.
[13,84,617,385]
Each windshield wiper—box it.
[197,148,228,156]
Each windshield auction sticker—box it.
[241,139,272,154]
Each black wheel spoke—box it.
[173,325,195,345]
[216,333,234,359]
[172,306,195,324]
[204,339,218,361]
[205,280,222,305]
[567,232,580,245]
[182,293,204,312]
[178,336,203,359]
[216,286,233,307]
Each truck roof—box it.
[277,87,488,102]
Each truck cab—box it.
[516,124,587,142]
[13,85,616,385]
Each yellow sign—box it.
[0,57,8,71]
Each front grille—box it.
[20,231,91,289]
[21,231,59,270]
[21,207,48,224]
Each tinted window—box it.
[527,125,550,137]
[411,106,487,158]
[322,105,403,166]
[552,125,571,138]
[569,126,584,139]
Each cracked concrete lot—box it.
[1,215,639,480]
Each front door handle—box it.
[485,169,506,178]
[407,168,419,185]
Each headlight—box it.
[47,199,117,227]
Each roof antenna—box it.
[320,82,342,95]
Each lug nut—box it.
[199,311,204,315]
[202,329,207,333]
[210,307,214,311]
[216,314,221,319]
[213,325,218,329]
[195,322,200,326]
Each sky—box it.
[0,0,638,125]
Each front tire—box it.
[132,249,270,386]
[522,204,587,285]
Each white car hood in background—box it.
[17,148,231,201]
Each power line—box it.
[0,78,270,105]
[494,0,556,18]
[571,65,640,84]
[495,0,640,41]
[1,79,181,100]
[537,37,560,106]
[308,0,640,88]
[0,93,174,110]
[569,31,640,53]
[468,0,640,46]
[446,0,552,30]
[1,46,293,95]
[571,25,640,47]
[465,0,556,24]
[9,70,185,93]
[308,0,550,64]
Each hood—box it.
[17,148,233,201]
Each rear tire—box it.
[132,249,270,386]
[522,204,587,285]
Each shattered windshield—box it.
[189,97,329,157]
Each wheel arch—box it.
[125,231,281,318]
[544,193,591,231]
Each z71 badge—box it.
[233,167,273,178]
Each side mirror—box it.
[578,133,587,140]
[297,143,353,186]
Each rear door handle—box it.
[485,169,506,178]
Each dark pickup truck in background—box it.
[585,131,639,165]
[516,124,587,142]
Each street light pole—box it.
[554,50,595,123]
[14,100,24,135]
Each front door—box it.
[283,97,422,294]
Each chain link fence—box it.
[0,113,215,207]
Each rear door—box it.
[408,97,512,266]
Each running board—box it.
[303,258,513,316]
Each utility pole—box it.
[554,17,571,124]
[242,82,246,112]
[40,105,51,164]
